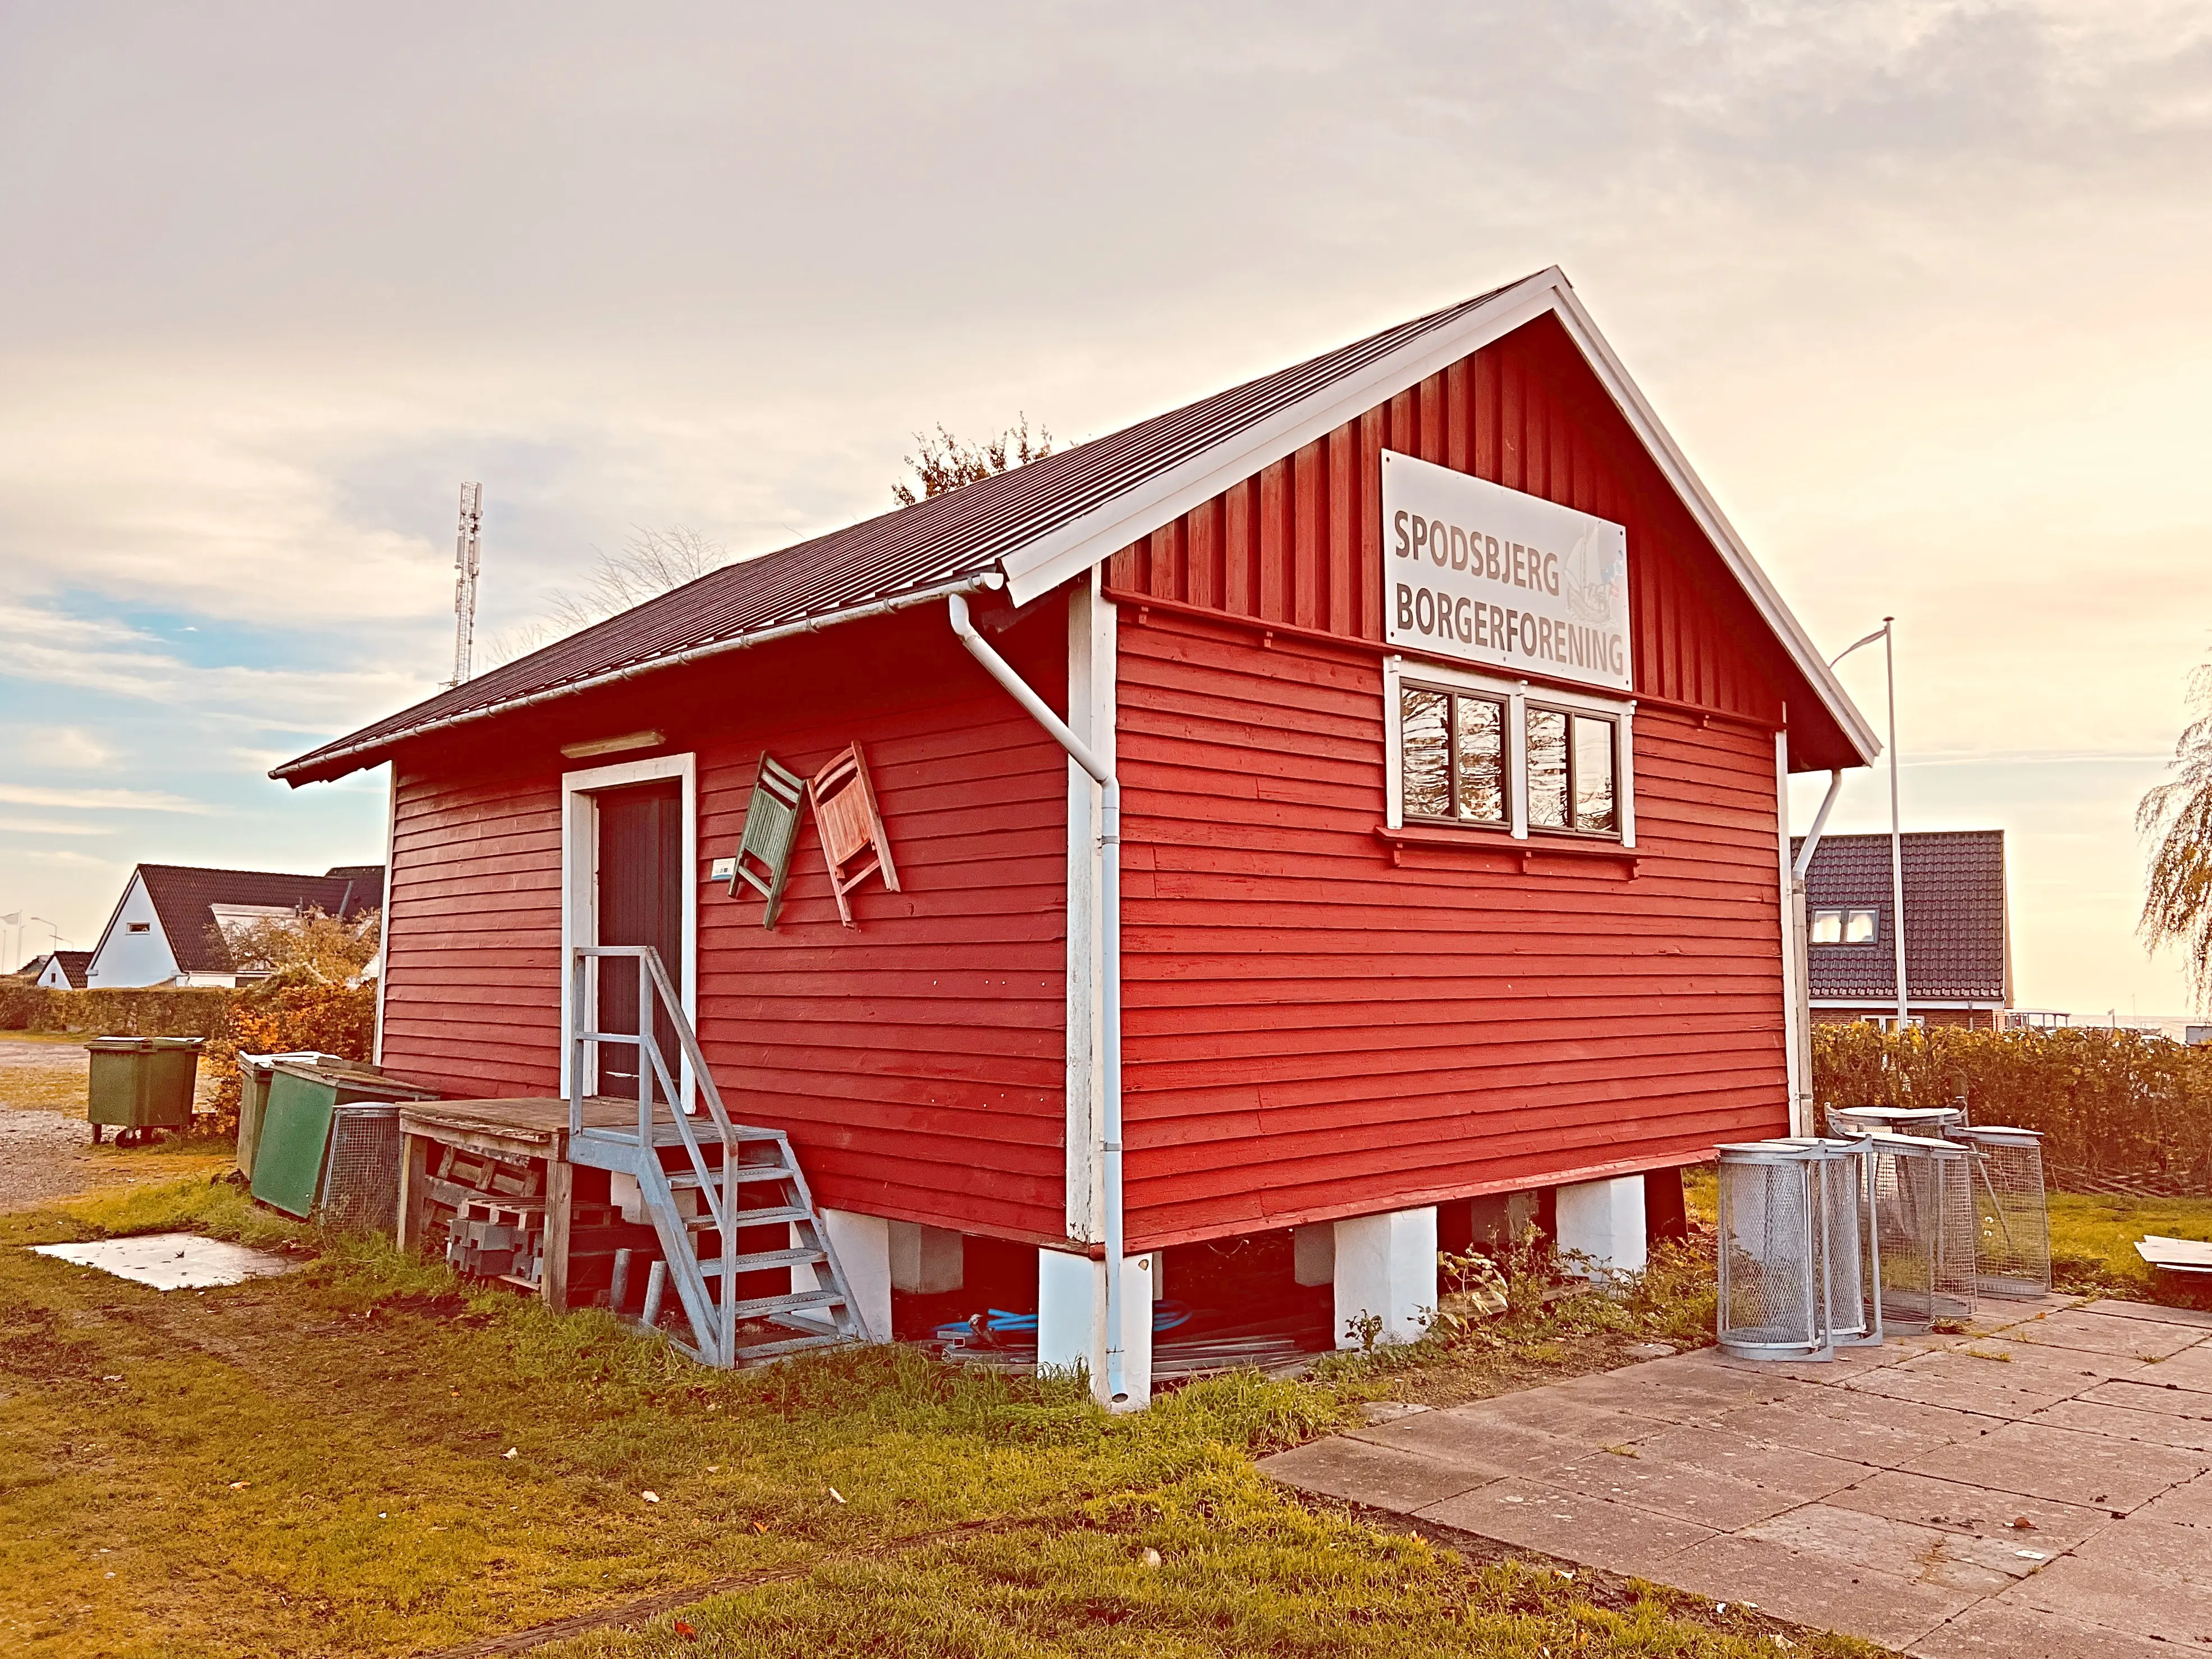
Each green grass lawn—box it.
[2049,1190,2212,1308]
[0,1176,1885,1659]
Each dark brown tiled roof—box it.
[272,280,1530,785]
[136,864,385,974]
[46,950,91,989]
[1790,831,2007,1004]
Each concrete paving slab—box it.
[2147,1345,2212,1392]
[1349,1409,1620,1481]
[1909,1338,2165,1387]
[2079,1376,2212,1417]
[1661,1532,1976,1651]
[1912,1418,2210,1512]
[1716,1392,1997,1468]
[1739,1502,2014,1593]
[1841,1358,2079,1419]
[1820,1469,2110,1576]
[2135,1470,2212,1528]
[1543,1357,1790,1423]
[2081,1298,2212,1331]
[1544,1447,1810,1529]
[1413,1478,1716,1579]
[1255,1435,1499,1514]
[1908,1600,2188,1658]
[1446,1387,1675,1445]
[2005,1308,2207,1361]
[1628,1423,1874,1501]
[2000,1521,2212,1645]
[2035,1396,2212,1451]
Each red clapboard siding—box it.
[1115,606,1789,1249]
[1106,311,1797,731]
[377,601,1074,1246]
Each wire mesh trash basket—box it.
[319,1104,404,1232]
[1948,1125,2050,1299]
[1861,1131,1977,1331]
[1826,1104,1964,1138]
[1715,1139,1881,1360]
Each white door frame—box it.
[560,752,698,1101]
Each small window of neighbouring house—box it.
[1400,686,1508,826]
[1811,907,1879,945]
[127,922,150,934]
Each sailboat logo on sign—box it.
[1561,526,1627,630]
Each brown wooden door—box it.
[594,780,683,1098]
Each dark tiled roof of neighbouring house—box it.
[272,281,1529,785]
[136,864,386,974]
[44,950,92,988]
[1790,830,2007,1003]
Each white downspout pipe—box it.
[948,591,1132,1407]
[1793,768,1847,881]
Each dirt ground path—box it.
[0,1038,98,1210]
[0,1036,223,1212]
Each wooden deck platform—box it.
[396,1095,671,1314]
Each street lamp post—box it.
[1830,620,1909,1028]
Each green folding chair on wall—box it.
[728,753,806,927]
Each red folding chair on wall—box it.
[809,743,900,927]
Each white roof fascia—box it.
[999,271,1563,608]
[1541,284,1880,767]
[999,268,1879,768]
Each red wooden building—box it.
[277,268,1876,1403]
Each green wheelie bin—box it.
[85,1035,205,1144]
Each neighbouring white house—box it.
[34,951,93,989]
[85,864,385,989]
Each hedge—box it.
[1813,1022,2212,1193]
[1,981,377,1125]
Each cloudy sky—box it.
[3,2,2209,1016]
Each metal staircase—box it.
[564,945,868,1367]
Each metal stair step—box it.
[667,1166,793,1189]
[735,1331,868,1362]
[721,1287,848,1319]
[683,1204,814,1230]
[698,1247,827,1277]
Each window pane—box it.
[1845,908,1879,944]
[1527,708,1568,828]
[1454,696,1505,823]
[1811,909,1843,944]
[1572,714,1616,833]
[1401,689,1449,818]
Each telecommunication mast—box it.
[451,482,483,686]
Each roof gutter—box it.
[947,591,1133,1411]
[272,571,1009,786]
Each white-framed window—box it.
[1382,657,1635,845]
[1811,906,1879,945]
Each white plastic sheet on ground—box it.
[31,1231,299,1290]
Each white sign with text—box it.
[1381,450,1632,693]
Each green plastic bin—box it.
[236,1051,377,1180]
[85,1036,204,1142]
[251,1061,440,1220]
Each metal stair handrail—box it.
[569,944,739,1358]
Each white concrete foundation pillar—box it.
[1554,1175,1648,1279]
[794,1208,892,1341]
[887,1220,963,1293]
[1037,1247,1154,1410]
[1332,1207,1437,1349]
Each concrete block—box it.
[799,1208,891,1342]
[1293,1223,1334,1286]
[1555,1174,1647,1277]
[1037,1248,1154,1410]
[1332,1206,1437,1348]
[887,1220,963,1293]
